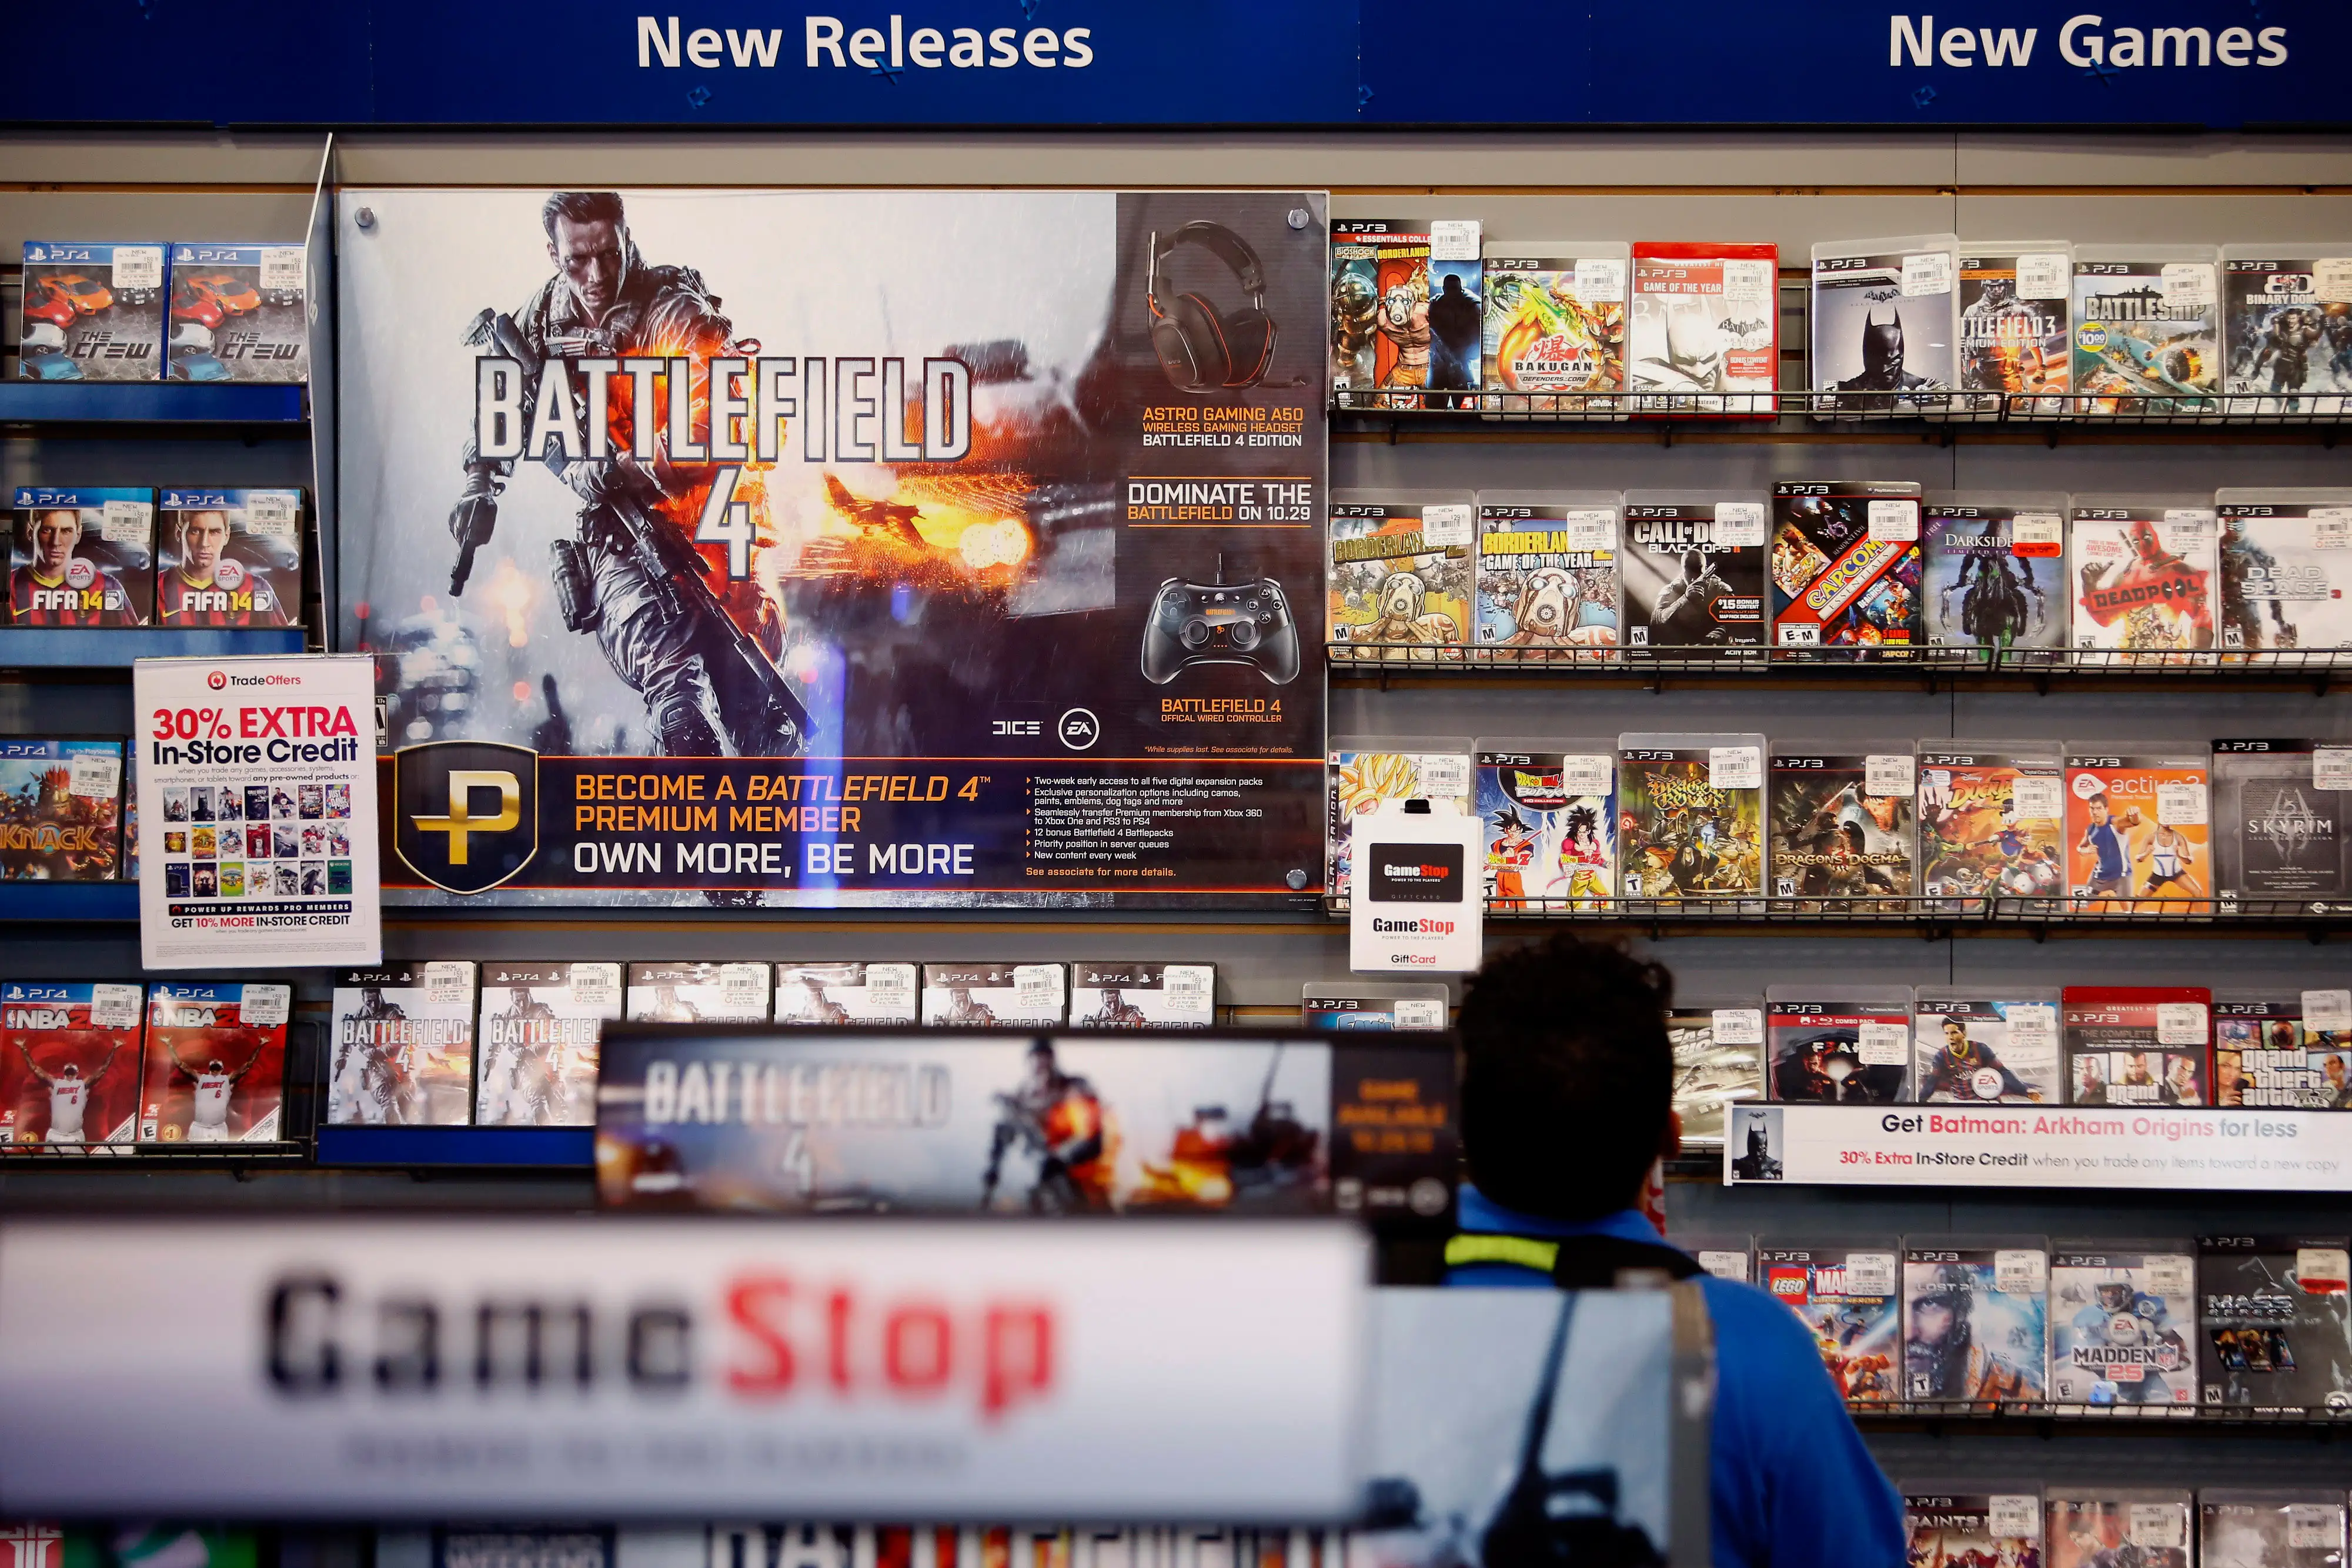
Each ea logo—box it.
[64,558,95,590]
[2072,771,2108,800]
[207,671,228,691]
[216,558,247,590]
[1057,708,1100,751]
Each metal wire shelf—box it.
[1850,1399,2352,1427]
[1325,642,2352,691]
[1330,388,2352,427]
[1321,892,2352,935]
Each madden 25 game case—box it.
[156,488,304,628]
[2216,489,2352,658]
[1070,962,1216,1029]
[474,962,622,1127]
[1473,491,1621,659]
[0,737,123,882]
[1326,736,1472,903]
[1301,981,1448,1031]
[772,962,918,1025]
[2069,496,2217,663]
[9,488,154,626]
[1619,492,1768,656]
[1618,732,1765,901]
[2198,1234,2352,1410]
[1328,218,1481,407]
[2212,739,2350,915]
[2048,1493,2193,1568]
[1766,746,1915,910]
[1766,987,1912,1104]
[0,981,145,1146]
[328,963,477,1128]
[2200,1493,2350,1568]
[1475,737,1615,912]
[1921,493,2067,660]
[2062,748,2211,914]
[1902,1489,2045,1567]
[163,242,308,384]
[624,961,772,1022]
[2063,986,2210,1106]
[1628,240,1779,414]
[2213,993,2352,1109]
[1903,1239,2049,1405]
[1758,1240,1900,1403]
[1958,241,2072,416]
[1809,234,1959,416]
[1914,989,2061,1104]
[1480,241,1627,412]
[920,963,1068,1028]
[17,241,165,382]
[1670,1000,1765,1148]
[2222,245,2352,417]
[1327,490,1473,661]
[138,981,290,1143]
[2049,1243,2197,1405]
[2072,245,2221,416]
[1769,480,1924,657]
[1917,742,2065,909]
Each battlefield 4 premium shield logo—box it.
[395,741,539,893]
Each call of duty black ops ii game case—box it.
[2199,1492,2350,1568]
[1921,493,2067,658]
[1809,235,1958,416]
[9,487,154,626]
[2211,739,2351,915]
[2197,1234,2352,1410]
[920,963,1069,1028]
[1069,962,1217,1029]
[1766,987,1912,1104]
[624,961,773,1022]
[2049,1243,2197,1406]
[772,963,920,1025]
[473,961,623,1128]
[328,962,477,1127]
[1619,492,1767,655]
[1759,1241,1900,1403]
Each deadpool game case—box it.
[138,980,290,1143]
[920,962,1068,1028]
[1327,218,1480,407]
[2213,739,2350,915]
[2072,245,2222,416]
[1913,990,2062,1104]
[1768,746,1916,909]
[0,980,144,1146]
[1619,492,1768,656]
[624,961,772,1022]
[1070,962,1216,1028]
[2048,1494,2193,1568]
[1618,732,1765,901]
[1918,743,2066,909]
[1769,480,1924,657]
[1480,240,1627,411]
[0,737,123,882]
[2222,246,2352,417]
[164,242,309,383]
[2069,496,2218,661]
[1670,1001,1765,1149]
[2200,1492,2350,1568]
[18,240,166,382]
[2049,1243,2197,1406]
[1959,240,2072,416]
[1767,987,1912,1104]
[1473,491,1621,659]
[1629,240,1779,414]
[772,962,918,1025]
[1921,493,2067,660]
[2063,748,2212,914]
[156,487,303,628]
[1327,736,1472,902]
[1476,738,1615,912]
[1902,1240,2049,1405]
[1809,234,1959,416]
[473,961,622,1127]
[328,963,477,1127]
[1903,1489,2046,1567]
[1301,981,1448,1032]
[2063,986,2210,1106]
[1759,1241,1901,1403]
[1328,490,1474,660]
[9,487,153,626]
[2215,488,2352,658]
[2214,993,2352,1109]
[2198,1235,2352,1410]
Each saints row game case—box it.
[2063,748,2211,914]
[1921,493,2067,660]
[1917,743,2066,910]
[2213,739,2349,915]
[18,241,166,382]
[1767,745,1915,909]
[1670,1001,1765,1149]
[2216,488,2352,657]
[474,961,622,1128]
[1475,738,1615,912]
[1301,981,1448,1031]
[1809,234,1959,416]
[623,961,771,1022]
[1617,731,1765,901]
[1759,1240,1900,1403]
[0,981,143,1145]
[2200,1492,2350,1568]
[1629,240,1779,414]
[2063,986,2210,1106]
[1959,241,2072,415]
[1903,1489,2046,1568]
[1473,490,1621,658]
[1913,990,2062,1104]
[1620,492,1768,655]
[920,962,1068,1028]
[1326,736,1472,902]
[164,242,309,383]
[1327,490,1473,659]
[2069,496,2217,662]
[2049,1243,2197,1405]
[773,962,918,1025]
[2048,1493,2193,1568]
[9,487,153,626]
[156,487,304,628]
[2198,1234,2352,1410]
[0,737,123,882]
[139,980,290,1143]
[1769,480,1923,657]
[1480,240,1626,410]
[1327,218,1481,407]
[2213,993,2352,1109]
[328,962,477,1128]
[2222,246,2352,416]
[1766,987,1912,1104]
[2072,245,2222,416]
[1070,962,1216,1028]
[1903,1239,2048,1405]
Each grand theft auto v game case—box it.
[9,487,154,626]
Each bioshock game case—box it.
[2197,1234,2352,1410]
[2068,496,2218,661]
[1301,981,1447,1031]
[1670,1000,1766,1149]
[327,963,477,1127]
[2047,1493,2193,1568]
[1767,746,1916,909]
[163,242,309,383]
[0,981,145,1146]
[2062,748,2212,914]
[772,962,919,1025]
[2213,739,2350,915]
[1617,731,1765,901]
[156,488,304,628]
[1326,736,1472,902]
[2072,245,2222,414]
[1758,1240,1900,1403]
[1769,480,1924,657]
[1913,989,2062,1104]
[18,241,166,382]
[1328,219,1481,407]
[1475,738,1615,912]
[9,487,154,626]
[1479,241,1627,410]
[1472,491,1621,658]
[1766,987,1912,1105]
[2063,986,2210,1106]
[1327,490,1474,659]
[0,737,123,882]
[1628,240,1779,414]
[1903,1489,2046,1568]
[2215,488,2352,657]
[1069,962,1217,1028]
[137,980,290,1143]
[2199,1492,2350,1568]
[2049,1243,2197,1406]
[624,961,773,1022]
[1619,492,1768,656]
[1809,234,1959,415]
[1920,493,2067,659]
[1958,241,2072,414]
[473,961,622,1128]
[1902,1239,2049,1405]
[2213,993,2352,1109]
[2221,246,2352,416]
[920,963,1068,1028]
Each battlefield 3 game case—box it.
[1957,240,2072,414]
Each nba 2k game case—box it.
[2049,1242,2197,1406]
[1758,1239,1901,1403]
[2197,1234,2352,1410]
[1766,986,1912,1104]
[1958,241,2072,416]
[1766,745,1916,910]
[2215,488,2352,658]
[1921,493,2067,660]
[1472,491,1621,659]
[156,488,304,628]
[2200,1492,2350,1568]
[0,981,144,1146]
[2223,245,2352,417]
[137,979,290,1143]
[2213,993,2352,1109]
[327,963,477,1128]
[1617,731,1765,902]
[2048,1493,2193,1568]
[920,963,1068,1028]
[2213,739,2350,915]
[1770,480,1924,658]
[9,487,153,626]
[1328,491,1473,660]
[1619,492,1768,657]
[2068,496,2218,662]
[0,737,123,882]
[18,241,166,382]
[1903,1488,2046,1566]
[1328,218,1481,407]
[163,242,309,384]
[1479,240,1627,411]
[473,961,622,1127]
[1070,962,1217,1028]
[1326,735,1472,903]
[772,962,918,1025]
[1809,234,1959,416]
[1670,999,1766,1149]
[1913,989,2062,1104]
[2063,986,2210,1106]
[1475,737,1615,912]
[1629,240,1779,414]
[1902,1238,2049,1405]
[624,961,772,1022]
[2063,748,2212,914]
[1301,981,1448,1031]
[2073,246,2221,417]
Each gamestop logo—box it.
[1368,842,1464,905]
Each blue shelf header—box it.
[0,383,306,425]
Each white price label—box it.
[2012,777,2063,820]
[68,749,121,801]
[1996,1248,2047,1295]
[1564,508,1616,550]
[1421,504,1473,548]
[89,984,143,1031]
[2306,989,2352,1033]
[1990,1497,2041,1540]
[1721,259,1775,309]
[1573,258,1626,303]
[2317,259,2352,305]
[2129,1506,2185,1549]
[1865,755,1916,797]
[2156,781,2207,825]
[1713,502,1767,547]
[570,964,620,1012]
[423,961,473,1007]
[1428,221,1481,261]
[2147,1253,2194,1296]
[2160,263,2216,308]
[1014,966,1063,1015]
[2316,521,2351,553]
[1394,997,1446,1031]
[2156,1001,2208,1046]
[867,964,916,1017]
[1711,1008,1764,1046]
[240,493,300,536]
[2288,1506,2344,1550]
[1164,964,1215,1014]
[1867,499,1920,543]
[2297,1247,2351,1292]
[240,984,292,1029]
[1845,1252,1897,1297]
[2011,513,2063,555]
[1857,1021,1909,1065]
[100,499,152,544]
[1708,746,1762,790]
[2005,1004,2057,1051]
[2317,747,2352,790]
[1900,251,1953,297]
[1696,1250,1749,1282]
[719,963,769,1017]
[2163,507,2214,528]
[1561,754,1613,794]
[2016,253,2070,300]
[260,246,307,292]
[1418,754,1471,803]
[111,246,163,290]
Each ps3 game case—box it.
[1619,492,1768,656]
[2212,738,2350,915]
[2049,1243,2197,1406]
[1767,745,1915,909]
[2215,488,2352,658]
[1917,742,2066,910]
[9,487,153,626]
[1766,987,1912,1104]
[1759,1240,1900,1403]
[2221,245,2352,417]
[1476,738,1615,912]
[1301,981,1448,1031]
[0,981,145,1146]
[1474,491,1621,659]
[138,980,290,1143]
[2069,495,2218,662]
[1809,234,1959,416]
[1902,1238,2049,1405]
[1328,490,1474,660]
[2062,748,2211,914]
[2072,244,2221,416]
[328,962,477,1127]
[2213,993,2352,1109]
[1070,962,1216,1028]
[624,961,772,1023]
[2047,1493,2193,1568]
[473,961,623,1127]
[2197,1234,2352,1410]
[155,487,304,628]
[1769,480,1924,658]
[1669,1000,1765,1149]
[1618,731,1765,901]
[1957,240,2072,415]
[772,962,919,1025]
[1903,1488,2045,1568]
[1920,493,2067,659]
[1326,736,1472,903]
[1913,989,2061,1104]
[920,962,1068,1028]
[1329,218,1481,407]
[1480,240,1626,411]
[2063,985,2210,1106]
[2199,1492,2350,1568]
[1628,240,1779,414]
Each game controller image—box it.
[1141,565,1300,685]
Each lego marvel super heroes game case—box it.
[0,981,145,1146]
[1759,1241,1900,1404]
[138,980,291,1143]
[473,961,622,1128]
[328,962,477,1127]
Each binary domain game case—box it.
[2062,749,2212,914]
[2221,246,2352,416]
[1769,480,1924,657]
[1759,1241,1900,1403]
[163,242,309,383]
[624,961,773,1023]
[1628,240,1779,414]
[18,240,166,382]
[2214,488,2352,657]
[1903,1489,2046,1568]
[2199,1492,2350,1568]
[2047,1493,2193,1568]
[920,963,1068,1028]
[771,962,919,1025]
[1669,1001,1765,1149]
[1069,962,1217,1029]
[2197,1234,2352,1410]
[138,980,290,1143]
[1767,747,1915,909]
[1301,981,1448,1032]
[1480,240,1627,409]
[9,487,154,626]
[2212,739,2350,914]
[1913,990,2062,1104]
[328,962,477,1128]
[1766,988,1912,1105]
[1326,737,1472,902]
[0,737,123,882]
[1958,240,2072,413]
[2049,1244,2197,1406]
[2063,986,2211,1107]
[1920,493,2067,658]
[2072,245,2222,414]
[1327,490,1474,658]
[155,488,304,628]
[1328,218,1481,406]
[2213,994,2352,1109]
[2069,497,2219,660]
[1902,1241,2049,1404]
[1917,743,2066,908]
[1619,492,1768,655]
[473,961,622,1128]
[1618,732,1765,901]
[1475,738,1615,912]
[0,981,145,1146]
[1473,491,1621,658]
[1809,235,1959,416]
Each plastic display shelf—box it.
[1327,643,2352,693]
[0,1141,306,1166]
[0,881,135,921]
[314,1125,594,1168]
[1852,1402,2352,1430]
[0,626,306,670]
[1332,387,2352,429]
[1323,892,2352,938]
[0,381,307,426]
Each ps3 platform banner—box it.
[339,189,1327,909]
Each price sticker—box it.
[1014,965,1064,1016]
[867,964,917,1018]
[1900,251,1953,297]
[1713,502,1767,547]
[2289,1507,2344,1550]
[1428,221,1480,261]
[1563,508,1616,550]
[2147,1253,2194,1297]
[2012,776,2063,821]
[100,499,152,544]
[1696,1250,1749,1282]
[719,963,769,1018]
[2305,989,2352,1034]
[1866,755,1916,797]
[2160,263,2216,308]
[1422,503,1473,548]
[2318,747,2352,791]
[2156,781,2207,825]
[2012,513,2063,556]
[1990,1497,2041,1540]
[2016,253,2070,300]
[2163,507,2214,527]
[111,246,163,290]
[1867,499,1920,543]
[1573,258,1626,303]
[1722,259,1775,310]
[1561,754,1613,794]
[423,961,474,1007]
[1845,1252,1897,1296]
[2312,507,2352,550]
[2297,1247,2351,1293]
[89,984,143,1031]
[570,964,620,1013]
[2004,1004,2057,1052]
[2156,1001,2208,1046]
[1418,753,1471,803]
[1996,1248,2047,1295]
[1164,964,1215,1017]
[2129,1506,2185,1549]
[240,492,300,536]
[1711,1008,1764,1046]
[260,246,307,292]
[241,984,292,1029]
[1394,997,1447,1031]
[68,748,121,801]
[2317,258,2352,305]
[1857,1021,1909,1065]
[1708,746,1762,790]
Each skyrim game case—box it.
[1913,990,2062,1104]
[1917,743,2066,908]
[327,963,477,1127]
[1480,240,1627,410]
[0,737,123,882]
[1766,987,1912,1104]
[920,962,1069,1028]
[1809,234,1959,416]
[1759,1241,1902,1403]
[2069,496,2219,660]
[2063,985,2211,1106]
[473,961,622,1128]
[2047,1493,2194,1568]
[1619,492,1768,656]
[2049,1243,2197,1406]
[772,962,919,1025]
[1328,490,1474,658]
[1617,731,1765,901]
[2072,245,2222,414]
[155,488,305,628]
[2215,488,2352,657]
[1475,737,1615,912]
[623,961,772,1023]
[2200,1492,2350,1568]
[2213,993,2352,1109]
[18,241,166,382]
[1767,746,1915,908]
[1069,962,1217,1028]
[1328,219,1482,407]
[1670,1001,1766,1149]
[163,242,309,383]
[1921,493,2067,659]
[2222,246,2352,416]
[1473,490,1621,658]
[1902,1240,2049,1405]
[1327,736,1472,902]
[1958,241,2072,415]
[1301,981,1448,1031]
[2063,748,2213,914]
[2213,738,2350,915]
[1628,240,1779,414]
[1902,1488,2046,1568]
[138,980,290,1143]
[1769,480,1924,657]
[0,981,145,1146]
[2197,1234,2352,1410]
[9,487,154,626]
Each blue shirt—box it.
[1445,1188,1907,1568]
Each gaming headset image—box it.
[1146,221,1278,393]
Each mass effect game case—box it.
[1070,962,1217,1028]
[2062,747,2212,914]
[0,737,123,882]
[624,961,772,1023]
[1620,492,1768,657]
[0,981,144,1146]
[18,241,166,382]
[1670,999,1766,1148]
[2213,993,2352,1109]
[1473,491,1621,658]
[2197,1234,2352,1410]
[2212,739,2350,915]
[2222,245,2352,417]
[2049,1242,2197,1406]
[1769,480,1924,657]
[1766,987,1912,1104]
[1958,241,2072,416]
[156,487,304,628]
[1326,735,1472,903]
[1475,737,1615,912]
[1902,1239,2049,1405]
[1301,981,1448,1031]
[1628,240,1779,414]
[163,242,309,383]
[2047,1493,2193,1568]
[1617,731,1765,902]
[772,962,918,1025]
[1913,989,2062,1104]
[1327,490,1474,660]
[1766,745,1915,909]
[2068,496,2217,662]
[327,963,477,1128]
[1327,218,1481,407]
[1809,235,1959,416]
[2063,986,2210,1106]
[2072,245,2222,416]
[1480,240,1627,411]
[920,963,1068,1028]
[1758,1239,1901,1403]
[1903,1487,2046,1567]
[1917,741,2066,910]
[2200,1491,2350,1568]
[9,487,153,626]
[138,980,290,1143]
[2215,488,2352,658]
[1921,493,2067,660]
[473,961,622,1128]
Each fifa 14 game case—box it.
[1628,240,1779,414]
[1902,1239,2049,1405]
[1480,241,1626,410]
[2047,1493,2193,1568]
[2197,1235,2352,1410]
[771,962,919,1025]
[1902,1489,2045,1568]
[327,964,478,1128]
[1326,736,1472,903]
[1958,241,2072,414]
[138,981,290,1144]
[2199,1493,2350,1568]
[2212,739,2351,914]
[156,488,305,628]
[1328,218,1482,407]
[1669,1001,1765,1149]
[1327,491,1474,659]
[1617,731,1765,901]
[1069,962,1216,1029]
[163,242,309,383]
[1809,235,1959,416]
[920,963,1068,1028]
[18,241,166,382]
[1766,745,1916,910]
[2215,489,2352,657]
[1473,492,1621,659]
[624,961,772,1023]
[1913,990,2062,1104]
[1619,492,1768,655]
[2063,986,2210,1106]
[9,488,155,626]
[0,737,123,883]
[1301,981,1448,1031]
[1920,493,2067,659]
[473,962,623,1128]
[0,981,145,1146]
[2221,246,2352,417]
[1766,987,1912,1105]
[1475,738,1616,914]
[1758,1241,1900,1403]
[2049,1243,2197,1406]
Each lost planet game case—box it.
[1618,732,1765,902]
[623,961,772,1023]
[1766,986,1912,1104]
[2049,1242,2197,1406]
[2212,739,2350,915]
[1473,490,1621,659]
[1769,480,1925,657]
[1069,962,1217,1028]
[0,981,145,1146]
[1809,234,1959,415]
[1619,492,1768,656]
[9,487,154,626]
[1758,1239,1902,1403]
[2198,1234,2352,1410]
[2199,1492,2350,1568]
[1301,981,1448,1031]
[2215,488,2352,658]
[1921,493,2067,660]
[1913,989,2062,1104]
[920,963,1068,1028]
[2063,985,2210,1106]
[772,962,919,1025]
[328,962,477,1128]
[473,961,622,1128]
[138,980,290,1144]
[1475,738,1615,912]
[1901,1238,2049,1405]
